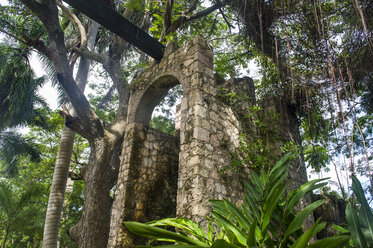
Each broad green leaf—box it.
[346,203,368,248]
[223,199,251,231]
[148,218,208,243]
[291,219,324,248]
[207,222,213,243]
[247,219,257,247]
[262,184,286,234]
[211,200,231,217]
[284,200,323,238]
[352,176,373,245]
[268,161,289,186]
[285,179,328,219]
[331,224,348,234]
[307,234,351,248]
[260,169,268,186]
[250,172,263,193]
[362,228,373,244]
[125,221,207,247]
[244,195,261,221]
[137,245,202,248]
[263,173,287,206]
[211,211,247,246]
[246,182,261,203]
[269,151,295,178]
[211,239,241,248]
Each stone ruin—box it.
[107,36,309,247]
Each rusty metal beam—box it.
[62,0,164,60]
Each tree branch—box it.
[160,0,173,41]
[217,0,234,30]
[72,46,108,64]
[0,27,50,57]
[21,0,105,138]
[97,85,115,109]
[59,110,102,141]
[56,0,87,47]
[186,0,199,14]
[164,0,231,37]
[69,171,84,180]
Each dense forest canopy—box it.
[0,0,371,247]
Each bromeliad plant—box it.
[125,152,350,247]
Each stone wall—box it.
[108,36,258,247]
[108,123,179,247]
[108,36,310,247]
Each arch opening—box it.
[149,84,182,135]
[134,75,181,126]
[130,75,184,224]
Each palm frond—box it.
[0,45,50,129]
[0,130,41,177]
[35,53,66,106]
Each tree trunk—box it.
[42,127,75,248]
[42,21,99,248]
[2,225,10,248]
[70,137,116,248]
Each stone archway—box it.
[108,36,255,247]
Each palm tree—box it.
[0,45,47,176]
[42,18,99,248]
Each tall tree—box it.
[3,0,371,247]
[42,16,99,248]
[230,0,372,194]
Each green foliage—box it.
[0,1,48,46]
[150,116,175,135]
[150,85,182,134]
[0,130,41,177]
[304,145,330,173]
[344,176,373,248]
[59,180,85,248]
[125,153,350,247]
[0,180,46,247]
[217,88,299,174]
[0,110,88,247]
[0,45,49,130]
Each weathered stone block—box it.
[193,36,207,48]
[193,127,210,142]
[189,89,203,104]
[193,105,207,118]
[192,60,204,73]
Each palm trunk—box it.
[42,127,75,248]
[42,21,99,248]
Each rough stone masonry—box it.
[107,36,309,247]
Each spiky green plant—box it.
[125,152,351,247]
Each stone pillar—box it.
[176,37,250,225]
